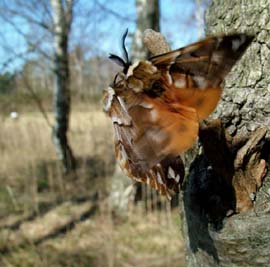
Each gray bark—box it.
[132,0,160,60]
[180,1,270,266]
[51,0,76,172]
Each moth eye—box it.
[111,72,126,86]
[112,73,120,85]
[190,52,200,58]
[146,80,165,98]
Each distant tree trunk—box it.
[180,1,270,266]
[132,0,160,60]
[51,0,76,172]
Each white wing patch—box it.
[193,76,208,89]
[168,166,175,179]
[140,101,153,109]
[103,87,115,112]
[149,109,158,122]
[165,70,173,85]
[174,78,186,88]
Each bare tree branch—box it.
[96,0,136,22]
[19,71,53,129]
[0,6,51,32]
[0,14,52,60]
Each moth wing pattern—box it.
[150,33,254,120]
[104,85,186,198]
[104,33,253,198]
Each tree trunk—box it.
[51,0,76,172]
[132,0,160,60]
[180,1,270,266]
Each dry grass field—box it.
[0,103,186,267]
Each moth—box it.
[103,30,253,199]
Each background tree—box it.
[132,0,160,60]
[0,0,76,172]
[50,0,76,172]
[179,1,270,266]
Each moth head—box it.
[109,28,131,76]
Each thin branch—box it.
[40,0,54,23]
[96,1,135,22]
[0,15,52,61]
[0,7,51,32]
[19,71,53,129]
[65,0,74,33]
[0,49,32,72]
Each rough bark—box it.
[180,1,270,266]
[132,0,160,60]
[51,0,76,172]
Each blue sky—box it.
[0,0,208,72]
[84,0,205,56]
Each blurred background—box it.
[0,0,209,266]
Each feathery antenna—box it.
[109,28,131,74]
